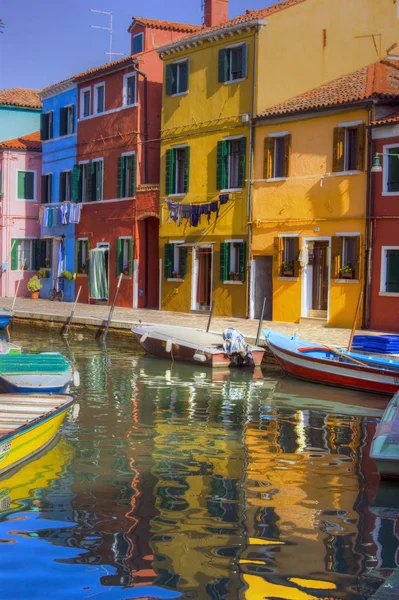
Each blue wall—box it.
[40,86,77,302]
[0,106,41,142]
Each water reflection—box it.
[0,330,396,599]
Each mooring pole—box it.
[103,273,123,340]
[206,301,214,333]
[255,297,267,346]
[348,291,363,353]
[62,286,82,337]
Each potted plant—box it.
[60,270,73,280]
[27,275,42,299]
[282,261,294,276]
[172,270,181,279]
[37,268,49,279]
[339,264,353,279]
[80,263,87,275]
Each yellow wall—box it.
[252,108,369,327]
[256,0,399,111]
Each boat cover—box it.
[222,328,252,359]
[353,335,399,354]
[0,353,70,374]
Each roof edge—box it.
[253,99,376,124]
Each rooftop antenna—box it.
[90,9,125,63]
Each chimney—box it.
[204,0,228,28]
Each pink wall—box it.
[0,149,42,298]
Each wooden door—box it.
[312,242,329,310]
[196,248,212,309]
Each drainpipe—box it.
[362,103,374,329]
[133,62,149,184]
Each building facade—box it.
[0,133,45,298]
[369,114,399,332]
[0,89,41,143]
[39,82,78,302]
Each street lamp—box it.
[371,151,399,173]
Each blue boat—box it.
[0,309,12,330]
[0,353,79,394]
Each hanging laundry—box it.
[38,206,44,225]
[182,204,192,220]
[166,200,182,226]
[60,203,69,226]
[190,204,201,227]
[199,203,211,222]
[209,201,219,223]
[69,203,82,224]
[47,207,54,228]
[219,193,229,205]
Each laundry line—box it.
[165,193,230,228]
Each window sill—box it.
[219,188,242,193]
[167,278,185,282]
[334,279,360,284]
[266,177,288,182]
[167,193,186,198]
[333,170,362,176]
[382,192,399,197]
[223,280,243,285]
[379,291,399,297]
[17,198,36,202]
[278,276,299,281]
[171,91,188,98]
[224,77,246,85]
[76,273,87,278]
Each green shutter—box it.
[241,43,247,77]
[386,250,399,292]
[216,141,228,190]
[239,242,246,282]
[129,238,134,276]
[117,156,126,198]
[18,171,26,199]
[87,163,95,202]
[128,154,137,197]
[11,239,19,271]
[164,244,174,278]
[165,149,176,195]
[77,240,82,272]
[218,49,228,83]
[238,137,247,188]
[165,64,174,96]
[183,146,190,194]
[95,161,103,201]
[179,247,187,278]
[116,238,123,275]
[72,165,81,202]
[220,242,230,281]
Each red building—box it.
[74,17,199,308]
[370,113,399,332]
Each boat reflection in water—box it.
[1,332,397,600]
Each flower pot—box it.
[341,272,353,280]
[123,270,129,276]
[234,275,240,281]
[31,291,40,300]
[283,270,294,277]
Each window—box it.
[17,170,35,201]
[274,236,299,278]
[132,32,144,54]
[40,111,53,141]
[10,239,50,271]
[92,160,103,201]
[331,235,360,280]
[94,83,105,114]
[165,146,190,195]
[264,134,291,179]
[60,105,74,136]
[216,138,246,190]
[218,43,247,83]
[164,243,187,279]
[165,60,189,96]
[60,171,72,202]
[118,153,137,198]
[381,247,399,293]
[333,123,365,172]
[80,88,91,118]
[41,174,52,204]
[383,146,399,194]
[123,74,137,106]
[77,239,90,274]
[117,237,134,276]
[220,241,246,282]
[73,161,103,202]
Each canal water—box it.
[0,328,397,599]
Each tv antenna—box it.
[90,9,125,63]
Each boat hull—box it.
[266,335,399,396]
[0,315,12,330]
[0,398,73,477]
[0,372,72,394]
[133,329,264,368]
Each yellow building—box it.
[157,0,398,317]
[252,59,399,327]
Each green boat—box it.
[0,353,79,394]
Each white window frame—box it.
[171,58,189,97]
[382,142,399,196]
[380,246,399,295]
[224,42,246,85]
[223,239,244,285]
[336,120,364,175]
[78,160,90,203]
[121,151,136,198]
[92,157,104,202]
[167,239,185,281]
[168,144,188,197]
[93,82,105,115]
[223,136,244,191]
[14,238,36,271]
[80,86,91,119]
[133,32,144,54]
[42,110,54,140]
[123,73,137,107]
[64,104,74,135]
[42,172,52,204]
[119,236,133,274]
[16,169,37,202]
[77,237,89,274]
[61,169,72,202]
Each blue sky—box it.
[0,0,274,91]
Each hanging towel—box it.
[69,203,81,224]
[166,200,182,226]
[60,203,69,225]
[190,204,201,227]
[47,207,54,228]
[38,206,44,225]
[209,201,219,223]
[182,204,192,220]
[219,193,229,205]
[199,203,211,223]
[298,244,309,269]
[42,206,49,227]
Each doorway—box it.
[312,241,329,311]
[192,246,213,311]
[253,256,273,320]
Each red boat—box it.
[264,330,399,396]
[132,324,265,368]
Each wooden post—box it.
[103,273,123,341]
[206,301,214,333]
[256,297,267,346]
[62,286,82,337]
[11,275,23,313]
[348,291,363,353]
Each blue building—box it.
[39,80,78,302]
[0,88,41,142]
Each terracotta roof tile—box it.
[371,111,399,126]
[0,88,41,109]
[159,0,306,48]
[256,60,399,119]
[0,131,41,151]
[129,16,200,33]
